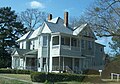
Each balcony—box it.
[52,35,81,57]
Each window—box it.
[38,58,40,67]
[81,40,84,48]
[22,42,24,49]
[39,37,40,46]
[33,40,35,50]
[53,36,59,45]
[101,48,103,52]
[88,41,92,49]
[42,58,46,67]
[43,36,47,46]
[61,36,70,46]
[71,38,77,47]
[61,37,64,45]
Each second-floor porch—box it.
[51,33,81,57]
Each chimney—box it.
[48,14,52,21]
[64,12,68,27]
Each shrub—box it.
[83,69,99,75]
[31,72,85,83]
[0,68,31,74]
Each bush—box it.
[31,72,85,83]
[83,69,99,75]
[0,68,31,74]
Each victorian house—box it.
[11,12,105,73]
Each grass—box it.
[0,76,31,84]
[0,74,32,84]
[55,81,92,84]
[1,73,120,84]
[0,74,31,81]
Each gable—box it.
[41,22,52,33]
[79,25,97,40]
[14,51,18,55]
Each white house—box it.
[11,12,105,73]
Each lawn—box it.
[1,74,120,84]
[0,76,32,84]
[0,74,31,81]
[0,74,32,84]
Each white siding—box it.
[30,38,39,50]
[19,41,26,49]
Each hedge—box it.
[31,72,85,82]
[0,68,31,74]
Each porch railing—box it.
[25,66,37,71]
[52,66,74,73]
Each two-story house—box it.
[11,12,105,73]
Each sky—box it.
[0,0,112,54]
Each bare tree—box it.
[18,9,48,30]
[69,16,87,28]
[85,0,120,37]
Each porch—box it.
[52,56,84,73]
[12,49,38,71]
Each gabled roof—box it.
[17,17,96,41]
[73,24,87,35]
[17,31,33,42]
[11,48,31,56]
[44,17,73,34]
[29,25,43,39]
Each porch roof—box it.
[11,48,31,57]
[24,49,38,55]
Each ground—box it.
[1,74,120,84]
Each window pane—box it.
[71,38,77,47]
[88,41,92,49]
[61,37,64,45]
[43,36,47,46]
[53,36,59,45]
[81,40,84,48]
[61,36,70,46]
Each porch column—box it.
[59,56,61,73]
[19,57,20,69]
[40,57,43,71]
[59,35,61,45]
[91,57,93,68]
[63,57,64,71]
[11,56,14,69]
[72,58,74,71]
[70,37,71,50]
[24,57,26,69]
[79,58,81,71]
